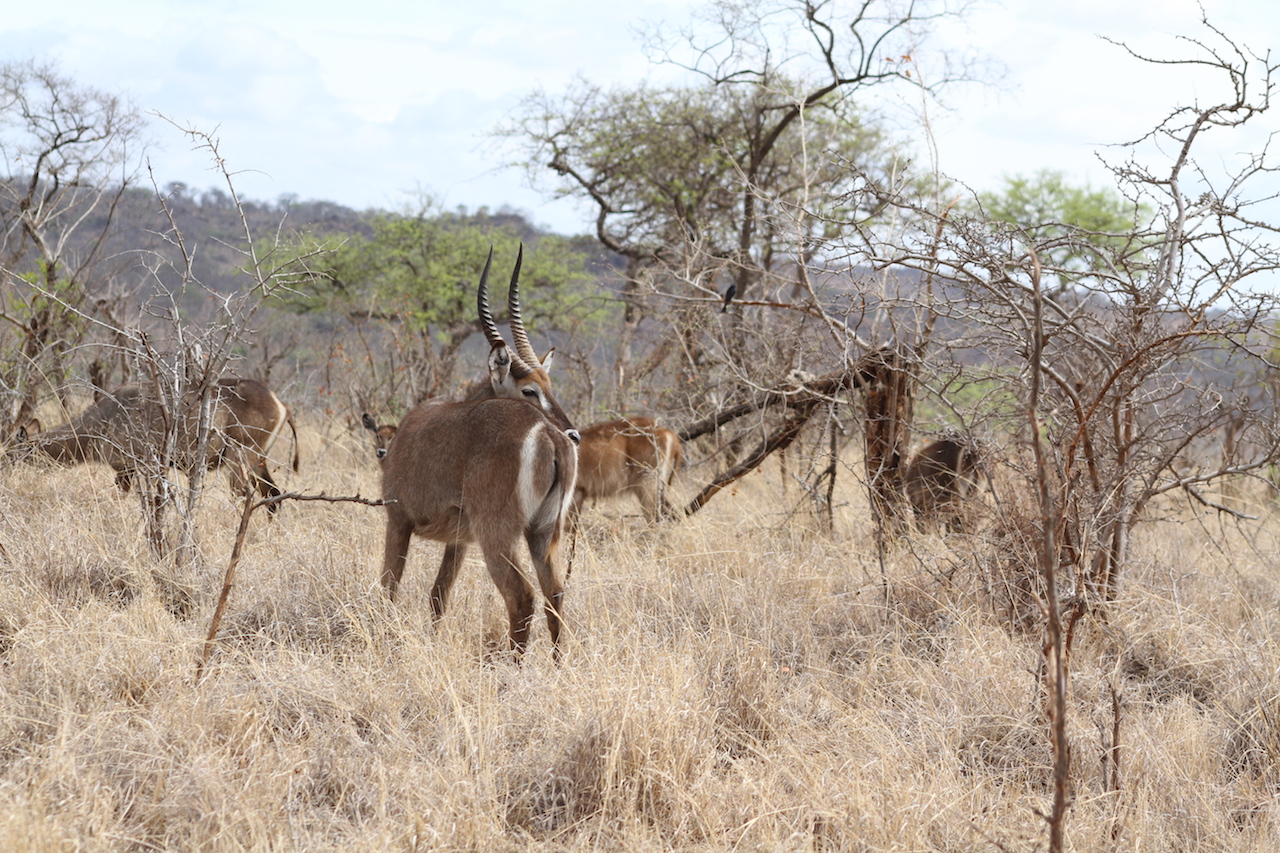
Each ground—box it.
[0,420,1278,851]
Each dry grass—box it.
[3,422,1280,851]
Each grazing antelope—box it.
[376,246,580,659]
[903,437,983,533]
[12,377,300,513]
[572,416,681,523]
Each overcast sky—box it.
[3,0,1275,234]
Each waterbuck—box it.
[903,437,983,533]
[14,377,299,512]
[365,414,680,524]
[376,246,580,659]
[572,416,681,523]
[361,413,397,464]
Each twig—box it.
[1178,481,1259,520]
[195,489,387,682]
[676,362,872,443]
[1027,246,1072,853]
[684,408,818,516]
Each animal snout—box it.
[376,448,388,459]
[566,429,581,445]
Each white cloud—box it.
[1,0,1275,231]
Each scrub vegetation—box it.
[2,434,1280,851]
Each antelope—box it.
[376,246,580,659]
[361,413,396,464]
[571,416,681,523]
[11,377,300,513]
[365,414,681,524]
[903,437,983,533]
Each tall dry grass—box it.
[2,420,1280,851]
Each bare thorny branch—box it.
[196,489,388,682]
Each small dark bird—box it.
[721,283,736,313]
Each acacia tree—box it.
[826,23,1280,852]
[976,170,1154,287]
[500,0,980,416]
[283,202,601,414]
[0,59,146,432]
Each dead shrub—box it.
[956,714,1052,790]
[1119,635,1215,706]
[503,718,679,838]
[977,509,1046,636]
[1225,700,1280,789]
[41,556,141,609]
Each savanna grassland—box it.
[2,419,1280,852]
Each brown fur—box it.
[380,397,577,658]
[375,247,580,659]
[903,437,982,532]
[361,413,397,464]
[572,416,681,523]
[16,377,298,513]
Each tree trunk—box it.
[862,348,916,533]
[611,260,643,412]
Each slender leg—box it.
[430,543,467,622]
[526,525,565,661]
[482,547,536,658]
[380,516,413,600]
[255,461,283,514]
[638,478,660,523]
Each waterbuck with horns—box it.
[376,245,580,659]
[364,413,681,529]
[12,377,299,512]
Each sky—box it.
[2,0,1276,235]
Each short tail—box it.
[286,406,301,473]
[664,434,683,486]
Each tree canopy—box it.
[975,170,1152,288]
[499,0,980,410]
[0,58,146,431]
[283,202,603,407]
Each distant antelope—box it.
[572,416,681,523]
[376,246,580,659]
[903,437,983,533]
[12,377,300,513]
[361,413,396,464]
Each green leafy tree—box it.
[976,170,1152,292]
[285,203,601,409]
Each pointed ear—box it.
[539,347,556,371]
[488,342,513,387]
[361,413,377,433]
[14,425,27,443]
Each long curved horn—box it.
[477,247,503,349]
[505,243,541,367]
[477,246,532,375]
